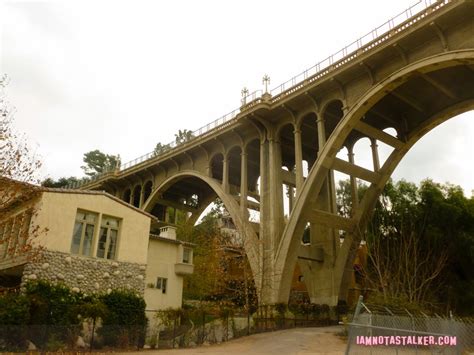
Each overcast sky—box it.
[1,0,473,195]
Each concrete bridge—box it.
[71,0,474,305]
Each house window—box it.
[183,247,192,264]
[0,220,12,260]
[97,216,120,260]
[156,277,167,294]
[71,210,97,256]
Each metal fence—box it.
[346,296,474,355]
[0,304,343,351]
[0,324,146,352]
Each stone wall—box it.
[21,249,146,295]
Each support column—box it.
[347,145,359,212]
[370,138,380,172]
[259,132,286,304]
[129,189,134,205]
[317,116,326,153]
[139,186,145,208]
[268,137,284,249]
[258,138,271,303]
[222,156,229,193]
[298,173,339,306]
[297,113,342,306]
[240,149,248,218]
[294,128,304,194]
[288,184,294,212]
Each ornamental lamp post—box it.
[262,74,270,93]
[241,87,249,106]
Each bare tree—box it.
[364,180,450,305]
[0,75,46,274]
[0,75,41,183]
[366,219,449,304]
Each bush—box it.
[155,307,183,328]
[309,304,322,318]
[24,280,84,325]
[75,297,108,349]
[0,282,151,350]
[274,302,287,317]
[320,304,330,317]
[23,281,84,348]
[0,292,30,325]
[289,302,311,317]
[217,303,235,319]
[99,289,147,348]
[335,300,348,319]
[0,292,30,350]
[76,297,108,322]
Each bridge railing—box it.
[69,0,450,190]
[270,0,447,100]
[67,89,262,189]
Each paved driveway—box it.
[126,326,347,355]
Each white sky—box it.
[1,0,473,195]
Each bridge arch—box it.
[143,180,153,202]
[295,108,318,129]
[142,170,261,286]
[275,49,474,304]
[132,184,141,208]
[321,99,345,141]
[300,112,319,171]
[209,152,224,181]
[123,188,131,204]
[227,145,243,190]
[278,123,297,172]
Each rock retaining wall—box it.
[21,249,146,295]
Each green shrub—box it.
[24,280,84,325]
[218,304,235,319]
[320,304,330,317]
[76,297,108,322]
[288,302,310,316]
[0,282,150,350]
[99,289,147,348]
[0,292,30,350]
[75,297,108,349]
[335,300,349,319]
[309,304,322,318]
[155,307,183,328]
[23,281,84,348]
[0,292,30,325]
[274,302,287,317]
[45,334,65,352]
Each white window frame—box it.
[96,215,120,260]
[70,210,97,257]
[0,210,33,260]
[183,247,192,264]
[156,277,167,294]
[0,219,13,260]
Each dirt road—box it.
[127,326,347,355]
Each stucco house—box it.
[0,177,193,312]
[146,226,194,311]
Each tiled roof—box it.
[0,176,157,220]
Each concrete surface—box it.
[127,326,347,355]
